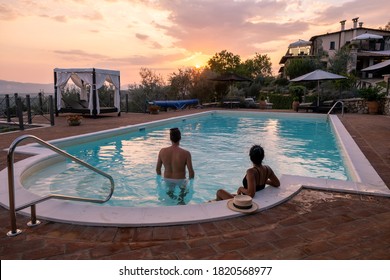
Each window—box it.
[330,41,335,50]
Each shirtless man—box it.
[156,128,195,180]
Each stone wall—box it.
[342,97,390,115]
[382,97,390,115]
[343,98,367,114]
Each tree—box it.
[168,67,194,99]
[192,68,217,102]
[242,53,272,79]
[139,67,165,100]
[328,46,351,75]
[327,46,357,91]
[168,67,217,102]
[206,50,241,74]
[127,83,147,113]
[285,57,321,79]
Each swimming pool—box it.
[22,111,350,207]
[0,111,390,227]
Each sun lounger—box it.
[60,99,118,115]
[297,102,317,112]
[298,100,342,113]
[153,99,199,110]
[316,100,342,113]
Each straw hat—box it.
[227,195,258,214]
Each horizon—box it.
[0,0,389,85]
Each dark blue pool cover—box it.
[153,99,199,109]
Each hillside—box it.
[0,80,131,95]
[0,80,54,95]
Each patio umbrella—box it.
[209,72,252,82]
[288,39,311,48]
[290,69,346,106]
[362,60,390,96]
[209,72,252,95]
[361,59,390,72]
[352,33,383,41]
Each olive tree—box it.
[242,53,272,79]
[207,50,242,74]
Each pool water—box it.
[23,112,350,207]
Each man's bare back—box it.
[156,128,194,179]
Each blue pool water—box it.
[23,112,350,207]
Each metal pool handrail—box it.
[6,134,115,237]
[327,100,344,117]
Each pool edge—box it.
[1,111,389,227]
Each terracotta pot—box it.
[148,105,160,114]
[68,120,81,126]
[259,100,266,109]
[367,101,379,114]
[292,101,300,112]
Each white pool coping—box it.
[0,111,389,227]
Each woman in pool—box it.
[216,145,280,200]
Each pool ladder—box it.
[327,100,344,117]
[6,135,115,237]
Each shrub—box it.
[289,85,306,100]
[268,94,293,109]
[358,86,384,101]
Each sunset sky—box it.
[0,0,389,86]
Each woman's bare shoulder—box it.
[246,167,256,174]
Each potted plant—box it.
[148,105,160,114]
[258,95,267,109]
[292,96,300,112]
[66,115,82,126]
[289,85,305,112]
[358,86,384,114]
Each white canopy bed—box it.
[54,68,121,117]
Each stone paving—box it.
[0,109,389,259]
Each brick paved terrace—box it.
[0,109,389,259]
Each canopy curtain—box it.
[94,73,120,114]
[95,73,110,115]
[74,72,94,114]
[55,72,72,111]
[106,74,120,112]
[70,73,91,101]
